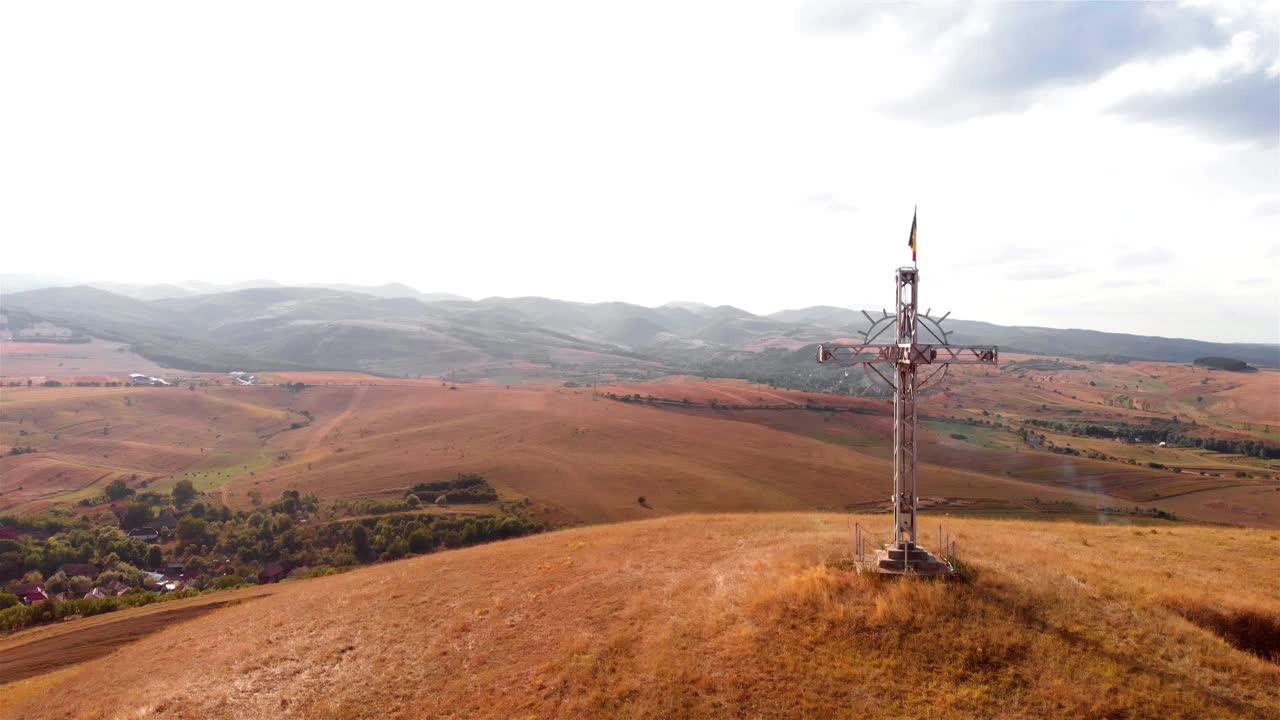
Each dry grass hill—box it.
[3,513,1278,719]
[3,361,1277,527]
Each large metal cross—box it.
[817,266,997,574]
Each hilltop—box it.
[3,514,1278,719]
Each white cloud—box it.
[0,0,1275,343]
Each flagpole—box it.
[913,205,918,270]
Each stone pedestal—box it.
[871,541,955,577]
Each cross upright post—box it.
[893,267,920,556]
[818,266,997,575]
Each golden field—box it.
[2,513,1277,719]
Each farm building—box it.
[129,373,171,386]
[128,527,160,542]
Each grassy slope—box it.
[0,386,297,513]
[6,514,1278,720]
[4,362,1276,525]
[233,383,1116,523]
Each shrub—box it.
[105,478,134,501]
[44,570,70,594]
[173,479,196,507]
[212,575,247,590]
[351,525,373,562]
[176,517,209,546]
[122,502,153,530]
[68,575,94,595]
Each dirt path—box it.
[0,585,277,684]
[305,384,369,453]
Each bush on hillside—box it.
[409,473,498,504]
[1193,357,1254,372]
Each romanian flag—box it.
[907,207,917,262]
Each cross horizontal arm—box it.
[931,345,999,364]
[817,343,997,366]
[817,343,899,366]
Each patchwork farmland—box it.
[3,356,1276,527]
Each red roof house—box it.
[257,562,289,584]
[58,563,100,578]
[103,580,132,596]
[13,583,48,605]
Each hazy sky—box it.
[2,1,1277,343]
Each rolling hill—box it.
[0,274,469,303]
[1,287,656,378]
[4,368,1276,526]
[769,306,1280,368]
[4,514,1277,719]
[3,286,1276,382]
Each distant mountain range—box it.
[2,280,1276,380]
[0,274,468,303]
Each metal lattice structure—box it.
[818,267,997,575]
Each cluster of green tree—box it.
[332,496,422,516]
[1,475,546,634]
[6,446,35,456]
[161,490,541,573]
[0,519,160,584]
[951,414,1015,432]
[0,586,226,633]
[1023,419,1279,459]
[337,509,543,564]
[604,392,656,403]
[1193,357,1254,372]
[679,347,885,398]
[1003,359,1087,372]
[1097,506,1179,521]
[408,473,499,504]
[1026,498,1179,521]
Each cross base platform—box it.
[860,541,955,577]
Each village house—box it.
[128,527,160,542]
[13,583,48,605]
[129,373,171,386]
[58,563,99,579]
[258,562,289,584]
[84,587,106,599]
[103,580,132,596]
[155,509,180,530]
